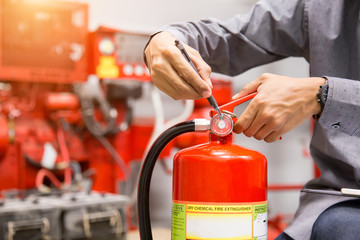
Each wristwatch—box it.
[318,78,329,109]
[313,78,329,120]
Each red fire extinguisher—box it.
[138,92,267,240]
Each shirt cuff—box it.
[319,76,360,137]
[159,26,188,43]
[143,28,187,67]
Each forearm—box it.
[161,21,283,76]
[161,0,308,76]
[319,77,360,137]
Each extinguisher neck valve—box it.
[194,119,211,132]
[210,133,233,143]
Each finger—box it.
[171,74,205,100]
[168,46,212,98]
[154,76,201,100]
[232,77,262,100]
[232,81,260,100]
[186,47,213,88]
[253,124,277,141]
[175,59,212,98]
[151,61,202,100]
[242,112,267,138]
[264,131,282,143]
[246,104,283,139]
[233,102,258,134]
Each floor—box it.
[127,228,171,240]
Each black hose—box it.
[138,120,196,240]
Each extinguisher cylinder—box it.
[172,133,268,240]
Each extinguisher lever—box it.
[206,93,256,136]
[209,92,257,129]
[210,92,257,118]
[210,92,283,139]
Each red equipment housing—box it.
[0,0,88,83]
[0,115,8,158]
[87,26,151,82]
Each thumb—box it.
[232,79,262,100]
[186,46,213,89]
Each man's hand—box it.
[144,32,212,100]
[233,73,325,143]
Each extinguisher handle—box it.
[210,92,257,118]
[212,92,282,139]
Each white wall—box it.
[76,0,314,229]
[81,0,256,32]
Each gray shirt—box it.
[162,0,360,239]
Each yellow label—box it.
[172,201,267,240]
[96,56,119,78]
[186,204,252,213]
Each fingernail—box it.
[208,79,213,89]
[232,93,239,100]
[202,90,211,98]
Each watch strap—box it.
[313,78,329,121]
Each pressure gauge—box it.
[210,114,233,137]
[99,38,115,55]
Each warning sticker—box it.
[171,201,267,240]
[172,203,186,239]
[96,56,119,78]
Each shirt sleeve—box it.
[319,76,360,137]
[161,0,309,76]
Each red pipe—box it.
[57,126,72,187]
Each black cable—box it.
[138,120,195,240]
[79,97,132,183]
[81,99,117,136]
[114,99,134,133]
[96,135,130,180]
[24,155,42,168]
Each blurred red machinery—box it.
[0,0,89,193]
[0,0,166,237]
[87,26,150,82]
[0,0,88,83]
[0,0,159,197]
